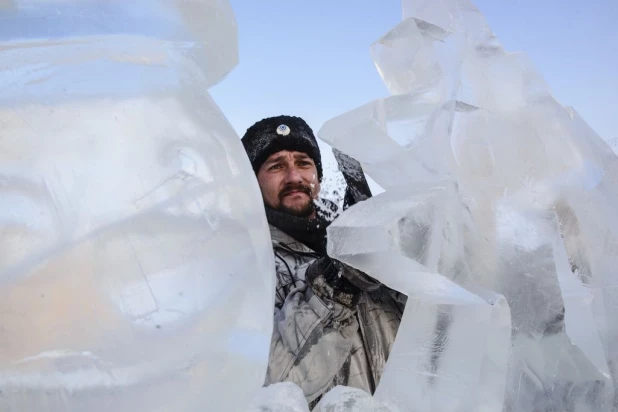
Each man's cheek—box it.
[312,184,321,199]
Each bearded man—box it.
[242,115,406,406]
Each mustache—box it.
[279,183,312,200]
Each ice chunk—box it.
[327,181,613,410]
[0,1,273,411]
[328,182,512,412]
[370,16,546,107]
[319,94,454,190]
[246,383,310,412]
[370,17,452,97]
[320,0,618,409]
[402,0,500,51]
[0,0,238,90]
[487,202,613,410]
[313,386,390,412]
[401,0,459,34]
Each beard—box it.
[277,183,316,218]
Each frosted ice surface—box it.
[607,137,618,156]
[401,0,459,35]
[246,383,310,412]
[320,0,618,410]
[0,1,273,411]
[370,18,546,106]
[402,0,500,51]
[489,201,613,410]
[326,180,613,411]
[0,0,238,89]
[320,97,482,191]
[370,17,449,97]
[313,386,390,412]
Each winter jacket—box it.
[264,224,406,405]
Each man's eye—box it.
[269,164,283,171]
[297,161,311,167]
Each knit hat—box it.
[241,115,323,181]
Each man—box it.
[242,115,406,406]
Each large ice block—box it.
[328,183,512,412]
[489,201,613,410]
[0,1,274,411]
[320,1,618,409]
[327,181,613,411]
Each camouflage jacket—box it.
[264,224,406,404]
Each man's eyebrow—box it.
[294,153,312,161]
[265,155,286,165]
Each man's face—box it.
[257,150,320,218]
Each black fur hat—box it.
[241,115,323,181]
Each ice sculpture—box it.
[0,1,274,411]
[320,0,618,411]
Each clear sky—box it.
[210,0,617,161]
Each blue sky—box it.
[210,0,617,146]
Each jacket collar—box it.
[264,199,339,255]
[269,224,319,255]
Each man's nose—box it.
[284,165,303,183]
